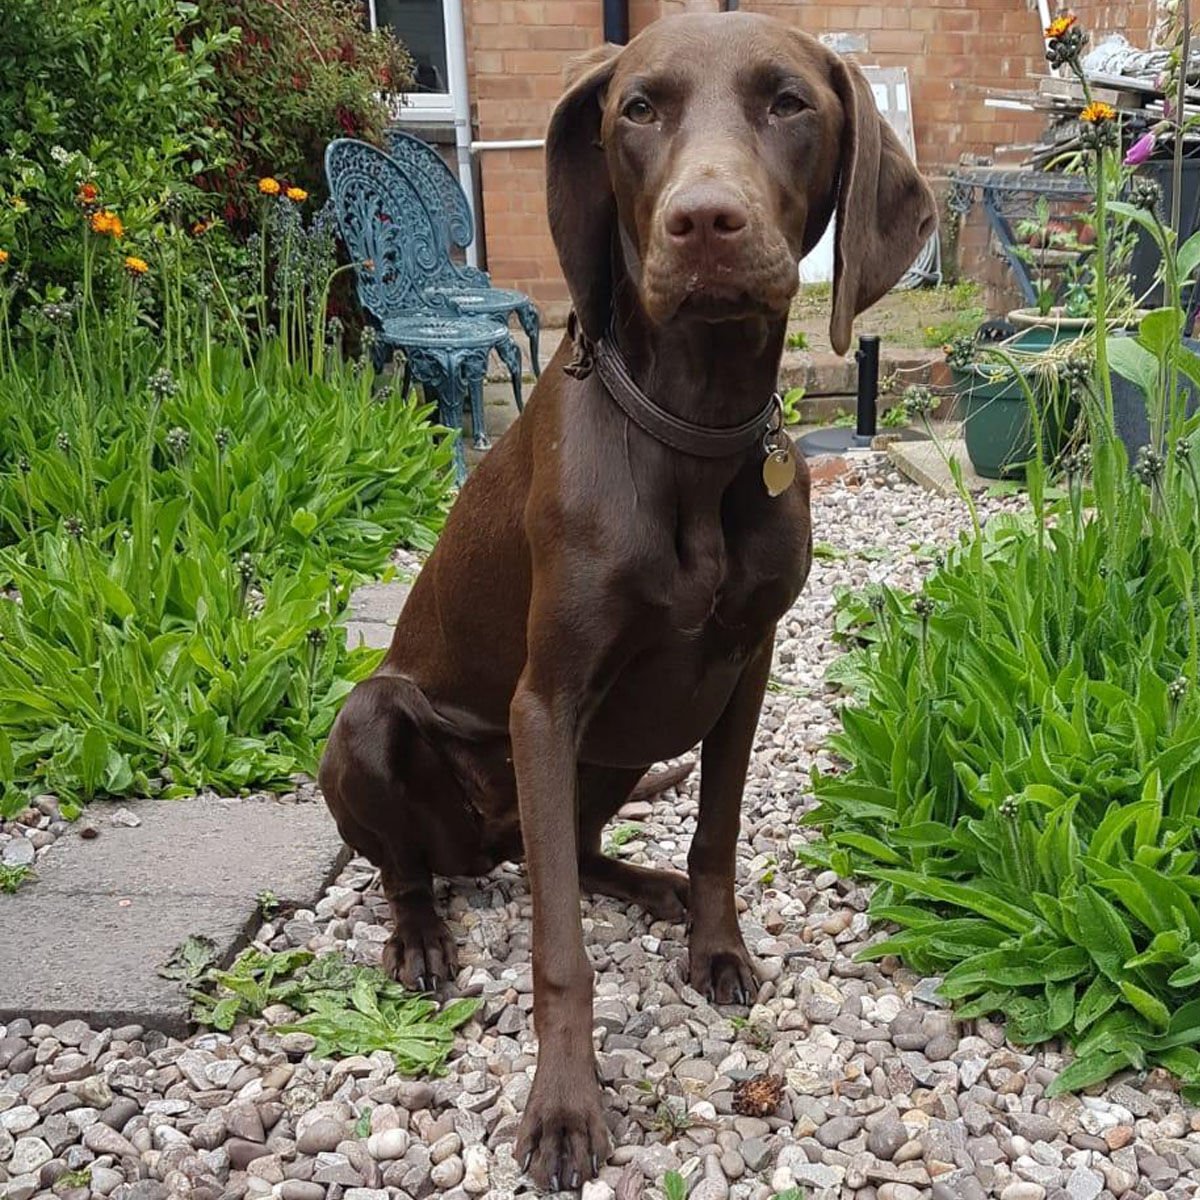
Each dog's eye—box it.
[623,97,657,125]
[770,93,807,118]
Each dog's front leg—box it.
[510,616,612,1190]
[687,635,774,1005]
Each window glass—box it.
[374,0,449,94]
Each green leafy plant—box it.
[662,1170,688,1200]
[192,947,479,1072]
[603,822,643,854]
[0,864,32,893]
[781,386,805,426]
[806,12,1200,1101]
[0,0,234,293]
[785,330,809,351]
[0,195,453,817]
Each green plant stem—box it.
[1091,149,1116,434]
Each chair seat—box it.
[380,313,512,350]
[423,284,532,318]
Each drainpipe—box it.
[444,0,480,268]
[603,0,629,44]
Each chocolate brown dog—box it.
[320,11,934,1190]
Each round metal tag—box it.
[762,441,796,498]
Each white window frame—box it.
[367,0,461,124]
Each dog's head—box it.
[546,12,937,354]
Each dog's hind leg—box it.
[319,673,472,991]
[577,764,690,923]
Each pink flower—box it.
[1124,131,1157,166]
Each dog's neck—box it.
[606,257,788,432]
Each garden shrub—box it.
[0,0,230,287]
[194,0,413,230]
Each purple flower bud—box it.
[1124,131,1157,166]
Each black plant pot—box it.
[1111,336,1200,463]
[1126,157,1200,329]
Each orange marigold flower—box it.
[1045,12,1077,38]
[285,186,308,203]
[123,255,149,276]
[258,176,281,196]
[0,249,9,265]
[1080,100,1116,123]
[89,210,125,238]
[76,181,100,207]
[191,220,210,237]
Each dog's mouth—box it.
[674,282,774,321]
[646,263,797,324]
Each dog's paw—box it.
[382,908,458,992]
[516,1074,610,1191]
[640,868,689,923]
[688,939,757,1006]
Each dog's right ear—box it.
[546,43,622,344]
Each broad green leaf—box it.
[1120,980,1171,1031]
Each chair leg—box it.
[496,335,524,415]
[516,303,541,382]
[399,359,413,402]
[407,349,466,486]
[468,377,491,451]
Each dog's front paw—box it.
[517,1072,610,1191]
[382,905,458,992]
[688,937,757,1006]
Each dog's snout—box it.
[663,183,749,246]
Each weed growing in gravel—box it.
[804,12,1200,1100]
[661,1170,688,1200]
[0,863,31,892]
[603,821,643,854]
[189,947,478,1072]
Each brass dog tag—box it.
[762,434,796,497]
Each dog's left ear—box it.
[546,43,622,343]
[828,57,937,356]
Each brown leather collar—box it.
[567,315,780,459]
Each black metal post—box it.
[797,333,888,457]
[603,0,629,44]
[854,335,880,442]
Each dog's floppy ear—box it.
[828,57,937,356]
[546,43,622,343]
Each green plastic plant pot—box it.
[1006,309,1091,352]
[952,365,1074,480]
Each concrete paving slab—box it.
[887,434,990,497]
[345,581,410,652]
[0,798,349,1036]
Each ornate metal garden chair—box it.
[324,139,522,483]
[384,130,541,383]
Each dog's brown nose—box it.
[664,183,749,246]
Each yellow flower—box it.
[1080,100,1116,123]
[1045,12,1077,38]
[285,186,308,203]
[123,255,149,276]
[0,249,9,265]
[258,176,281,196]
[89,210,125,238]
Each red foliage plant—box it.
[192,0,413,230]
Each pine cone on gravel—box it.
[731,1072,785,1117]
